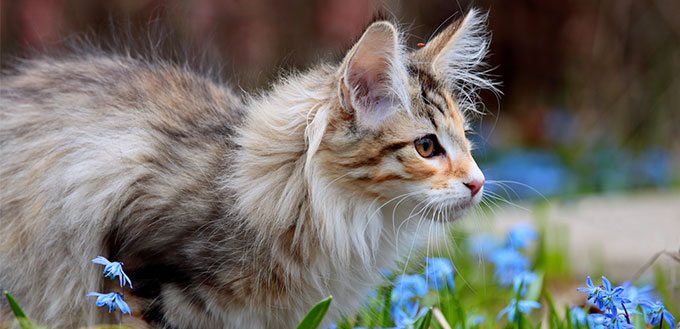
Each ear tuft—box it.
[340,21,410,129]
[420,9,500,114]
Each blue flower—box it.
[497,299,540,322]
[512,271,537,297]
[571,308,607,329]
[590,312,635,329]
[467,232,501,257]
[577,276,606,306]
[588,314,607,329]
[640,300,675,329]
[424,258,455,292]
[507,223,538,249]
[391,275,427,307]
[468,315,485,327]
[570,308,588,328]
[490,248,529,286]
[577,276,628,312]
[85,292,131,316]
[602,290,630,313]
[389,300,428,329]
[600,279,630,312]
[390,275,427,325]
[92,256,132,289]
[620,281,655,310]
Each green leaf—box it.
[296,296,333,329]
[4,291,38,329]
[414,307,433,329]
[633,305,646,329]
[525,272,544,302]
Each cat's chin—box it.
[426,197,481,223]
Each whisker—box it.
[392,200,433,250]
[400,200,436,276]
[395,198,430,251]
[484,192,532,212]
[486,179,550,203]
[479,194,503,216]
[362,191,419,235]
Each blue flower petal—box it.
[92,255,133,289]
[663,310,674,329]
[424,258,455,292]
[467,233,501,257]
[601,276,612,291]
[469,315,485,326]
[586,276,594,287]
[507,223,538,249]
[91,256,112,266]
[390,274,427,319]
[570,308,587,327]
[86,292,130,315]
[115,296,132,316]
[497,299,541,322]
[512,271,537,297]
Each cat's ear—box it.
[339,21,410,129]
[414,9,497,96]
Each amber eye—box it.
[414,135,442,158]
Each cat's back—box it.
[1,54,244,132]
[0,53,244,236]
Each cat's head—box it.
[310,9,496,222]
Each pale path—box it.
[461,191,680,282]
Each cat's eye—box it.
[414,134,443,158]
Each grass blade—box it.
[4,291,38,329]
[296,296,333,329]
[5,291,27,319]
[414,307,433,329]
[380,285,393,327]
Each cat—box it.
[0,9,495,329]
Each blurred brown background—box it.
[2,0,679,194]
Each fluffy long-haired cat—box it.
[0,8,496,329]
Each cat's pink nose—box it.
[463,179,484,197]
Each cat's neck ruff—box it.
[230,67,410,267]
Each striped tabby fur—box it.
[0,9,495,329]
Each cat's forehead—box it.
[404,64,470,134]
